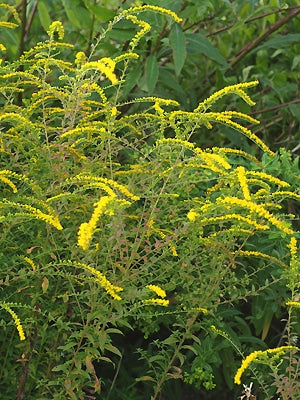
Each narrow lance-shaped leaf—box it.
[37,0,51,32]
[145,54,159,94]
[186,33,229,68]
[170,23,187,76]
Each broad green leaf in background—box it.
[62,0,92,29]
[37,0,51,32]
[186,33,229,68]
[170,23,187,76]
[83,1,115,23]
[145,54,159,94]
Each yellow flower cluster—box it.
[187,210,200,221]
[24,257,36,271]
[2,199,63,230]
[195,149,232,171]
[286,301,300,308]
[125,15,151,50]
[234,346,298,385]
[197,214,269,231]
[146,284,166,298]
[0,176,17,193]
[210,147,260,164]
[195,81,259,112]
[1,303,25,341]
[78,195,116,250]
[233,250,288,269]
[120,5,182,23]
[216,196,294,234]
[0,112,35,129]
[70,174,140,201]
[236,166,251,200]
[114,52,139,63]
[75,51,87,65]
[207,112,273,155]
[47,21,64,40]
[81,58,117,85]
[287,236,298,259]
[0,170,30,193]
[0,3,20,24]
[0,44,6,51]
[246,171,290,187]
[272,191,300,201]
[66,261,123,300]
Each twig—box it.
[250,99,300,115]
[230,6,300,67]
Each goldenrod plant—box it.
[0,3,299,399]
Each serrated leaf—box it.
[170,23,186,76]
[145,54,158,94]
[186,33,229,68]
[37,1,51,32]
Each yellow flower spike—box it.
[81,58,117,85]
[146,284,167,298]
[0,4,21,24]
[287,237,297,259]
[286,301,300,308]
[198,214,269,231]
[125,15,151,49]
[245,171,290,187]
[234,346,298,385]
[65,261,123,301]
[75,51,87,65]
[0,176,18,193]
[0,44,6,51]
[24,257,36,271]
[120,5,182,23]
[78,195,116,251]
[233,250,288,269]
[1,303,25,341]
[114,52,139,63]
[47,21,64,40]
[195,81,259,112]
[217,196,294,235]
[236,166,251,200]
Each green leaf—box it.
[84,3,115,22]
[57,342,77,351]
[62,0,91,29]
[104,343,122,357]
[256,34,300,50]
[145,54,159,94]
[186,33,229,68]
[170,23,186,76]
[37,0,51,32]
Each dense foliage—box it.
[0,1,299,399]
